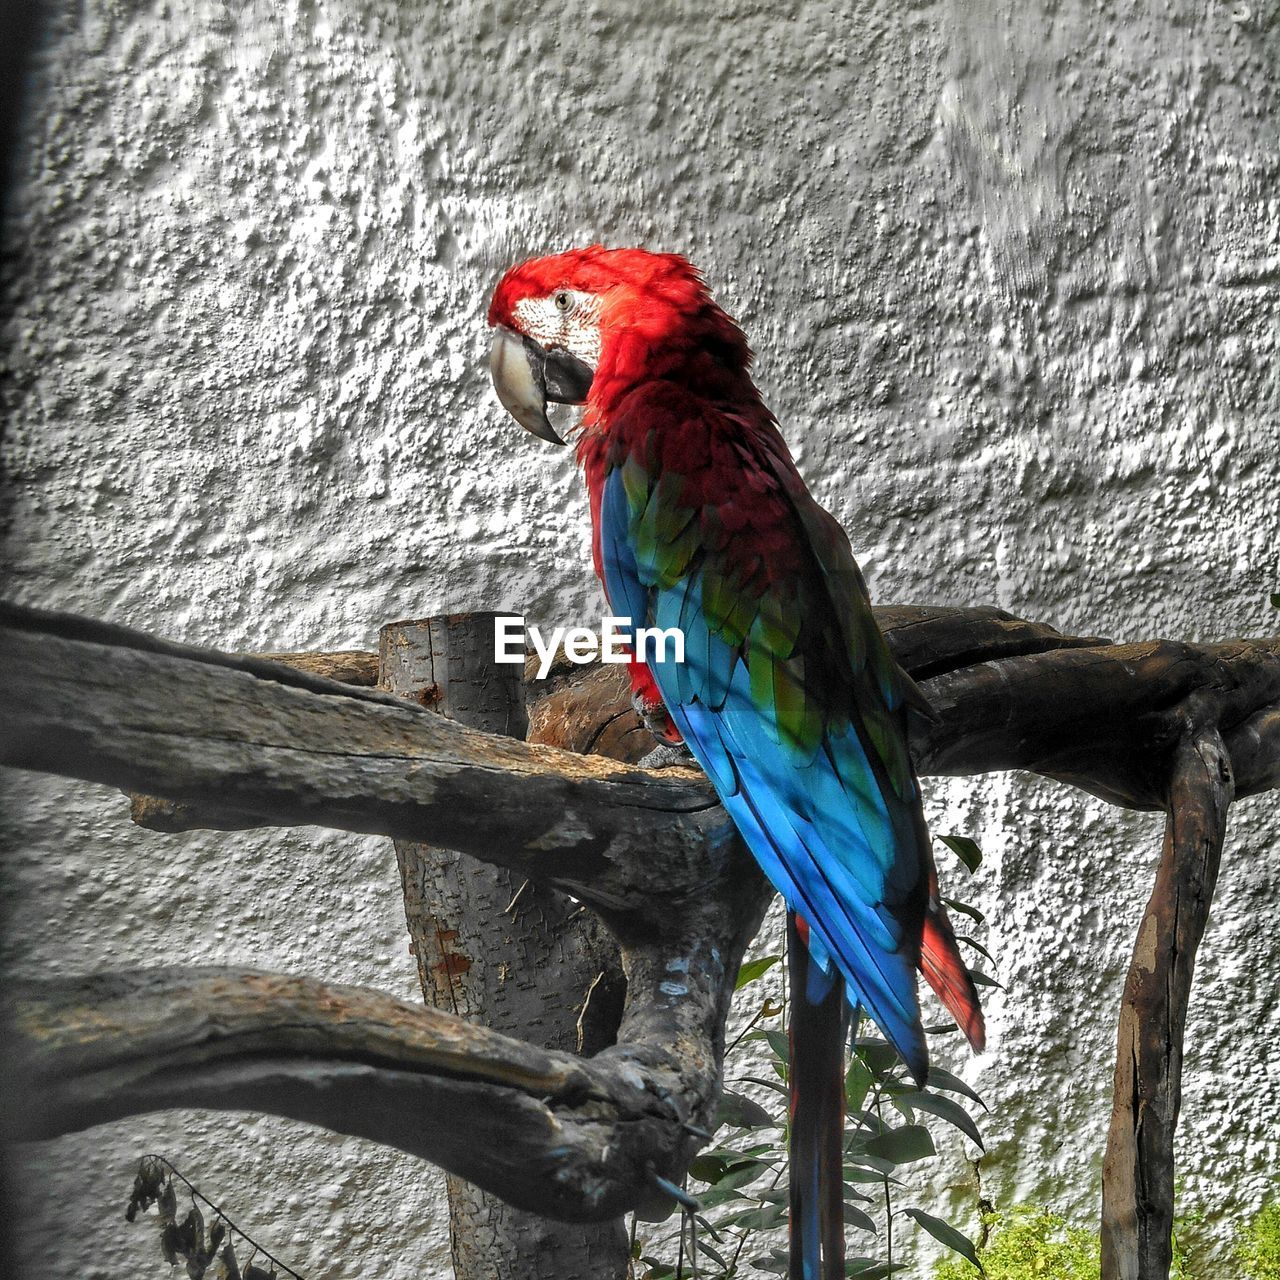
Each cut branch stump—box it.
[380,615,629,1280]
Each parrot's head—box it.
[486,245,751,445]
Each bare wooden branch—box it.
[920,637,1280,807]
[5,601,1274,857]
[1100,719,1234,1280]
[6,968,725,1222]
[0,598,1276,1247]
[251,649,379,686]
[0,604,719,918]
[1,600,774,1223]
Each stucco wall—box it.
[1,1,1276,1276]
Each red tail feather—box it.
[918,870,986,1052]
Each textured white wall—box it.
[1,1,1276,1276]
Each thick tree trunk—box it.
[379,615,629,1280]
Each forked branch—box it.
[0,599,1276,1265]
[9,968,723,1221]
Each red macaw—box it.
[487,246,984,1280]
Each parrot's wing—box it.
[596,399,940,1079]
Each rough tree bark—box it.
[381,615,628,1279]
[0,599,1277,1280]
[1101,717,1234,1280]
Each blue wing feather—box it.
[599,467,928,1078]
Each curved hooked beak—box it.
[489,327,595,446]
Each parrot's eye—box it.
[553,290,575,314]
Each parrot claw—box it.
[633,684,692,766]
[631,688,683,743]
[639,740,694,770]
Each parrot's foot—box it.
[639,740,695,770]
[631,688,683,745]
[631,686,689,766]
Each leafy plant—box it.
[933,1207,1098,1280]
[632,836,992,1278]
[932,1203,1208,1280]
[1237,1200,1280,1280]
[126,1154,303,1279]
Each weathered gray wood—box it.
[919,636,1280,808]
[0,600,1276,1265]
[0,611,720,918]
[251,649,380,686]
[872,603,1111,677]
[4,968,700,1222]
[1100,721,1234,1280]
[381,615,628,1280]
[0,602,773,1225]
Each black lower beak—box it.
[541,343,595,405]
[489,328,595,446]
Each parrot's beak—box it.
[489,327,594,447]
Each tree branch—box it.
[6,968,719,1221]
[919,637,1280,807]
[0,599,1276,1241]
[1100,718,1234,1280]
[0,602,719,916]
[381,613,630,1277]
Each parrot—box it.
[486,246,984,1279]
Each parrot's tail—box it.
[787,912,850,1280]
[918,868,986,1053]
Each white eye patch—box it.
[513,292,603,371]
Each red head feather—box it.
[488,246,756,415]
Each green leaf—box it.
[847,1258,907,1277]
[695,1183,748,1209]
[762,1029,790,1061]
[843,1165,904,1186]
[863,1124,936,1165]
[968,969,1004,990]
[750,1252,789,1274]
[902,1207,984,1272]
[938,834,983,873]
[735,954,782,989]
[695,1235,729,1269]
[845,1055,874,1114]
[714,1090,776,1130]
[956,933,994,964]
[689,1154,726,1184]
[921,1066,987,1109]
[942,897,986,925]
[843,1202,878,1234]
[737,1074,789,1097]
[694,1212,727,1241]
[705,1158,768,1195]
[1270,592,1280,608]
[716,1202,788,1231]
[891,1090,985,1149]
[852,1038,901,1076]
